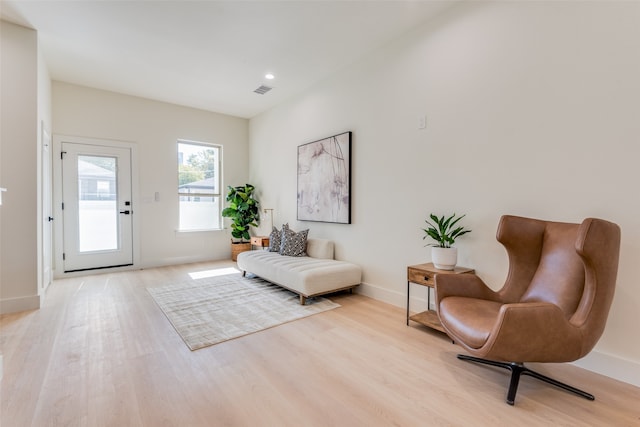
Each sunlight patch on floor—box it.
[188,267,240,280]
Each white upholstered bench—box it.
[236,238,362,304]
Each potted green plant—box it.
[222,183,260,260]
[422,213,471,270]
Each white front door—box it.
[61,142,133,272]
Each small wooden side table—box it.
[250,236,270,250]
[407,262,474,333]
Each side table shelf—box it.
[406,263,474,333]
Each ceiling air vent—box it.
[254,85,272,95]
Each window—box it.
[177,140,221,231]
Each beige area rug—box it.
[147,273,340,350]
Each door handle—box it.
[48,216,54,222]
[119,210,131,215]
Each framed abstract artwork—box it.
[297,131,351,224]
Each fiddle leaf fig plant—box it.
[222,184,260,242]
[422,213,471,248]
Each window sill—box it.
[175,228,223,234]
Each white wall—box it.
[249,1,640,385]
[52,82,249,270]
[0,20,39,313]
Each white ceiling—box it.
[1,1,458,118]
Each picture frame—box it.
[297,131,351,224]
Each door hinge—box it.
[61,202,64,210]
[63,253,66,260]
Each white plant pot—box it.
[432,247,458,270]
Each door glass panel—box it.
[78,155,118,252]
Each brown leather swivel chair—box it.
[435,215,621,405]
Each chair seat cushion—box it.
[439,297,503,349]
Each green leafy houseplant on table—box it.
[422,213,471,270]
[422,213,471,248]
[222,184,260,242]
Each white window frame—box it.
[177,139,222,232]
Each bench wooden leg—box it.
[300,295,307,305]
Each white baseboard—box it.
[356,280,407,307]
[0,294,40,315]
[573,351,640,388]
[357,280,436,319]
[357,281,640,388]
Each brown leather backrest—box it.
[520,222,585,317]
[496,215,546,302]
[573,218,620,354]
[497,215,620,355]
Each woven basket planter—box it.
[231,242,252,261]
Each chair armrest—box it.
[498,302,567,332]
[435,274,500,303]
[483,302,582,362]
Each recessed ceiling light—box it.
[265,73,275,80]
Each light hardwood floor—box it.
[2,261,639,426]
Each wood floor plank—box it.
[2,260,640,426]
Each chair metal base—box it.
[457,354,595,405]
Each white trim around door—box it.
[53,135,140,277]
